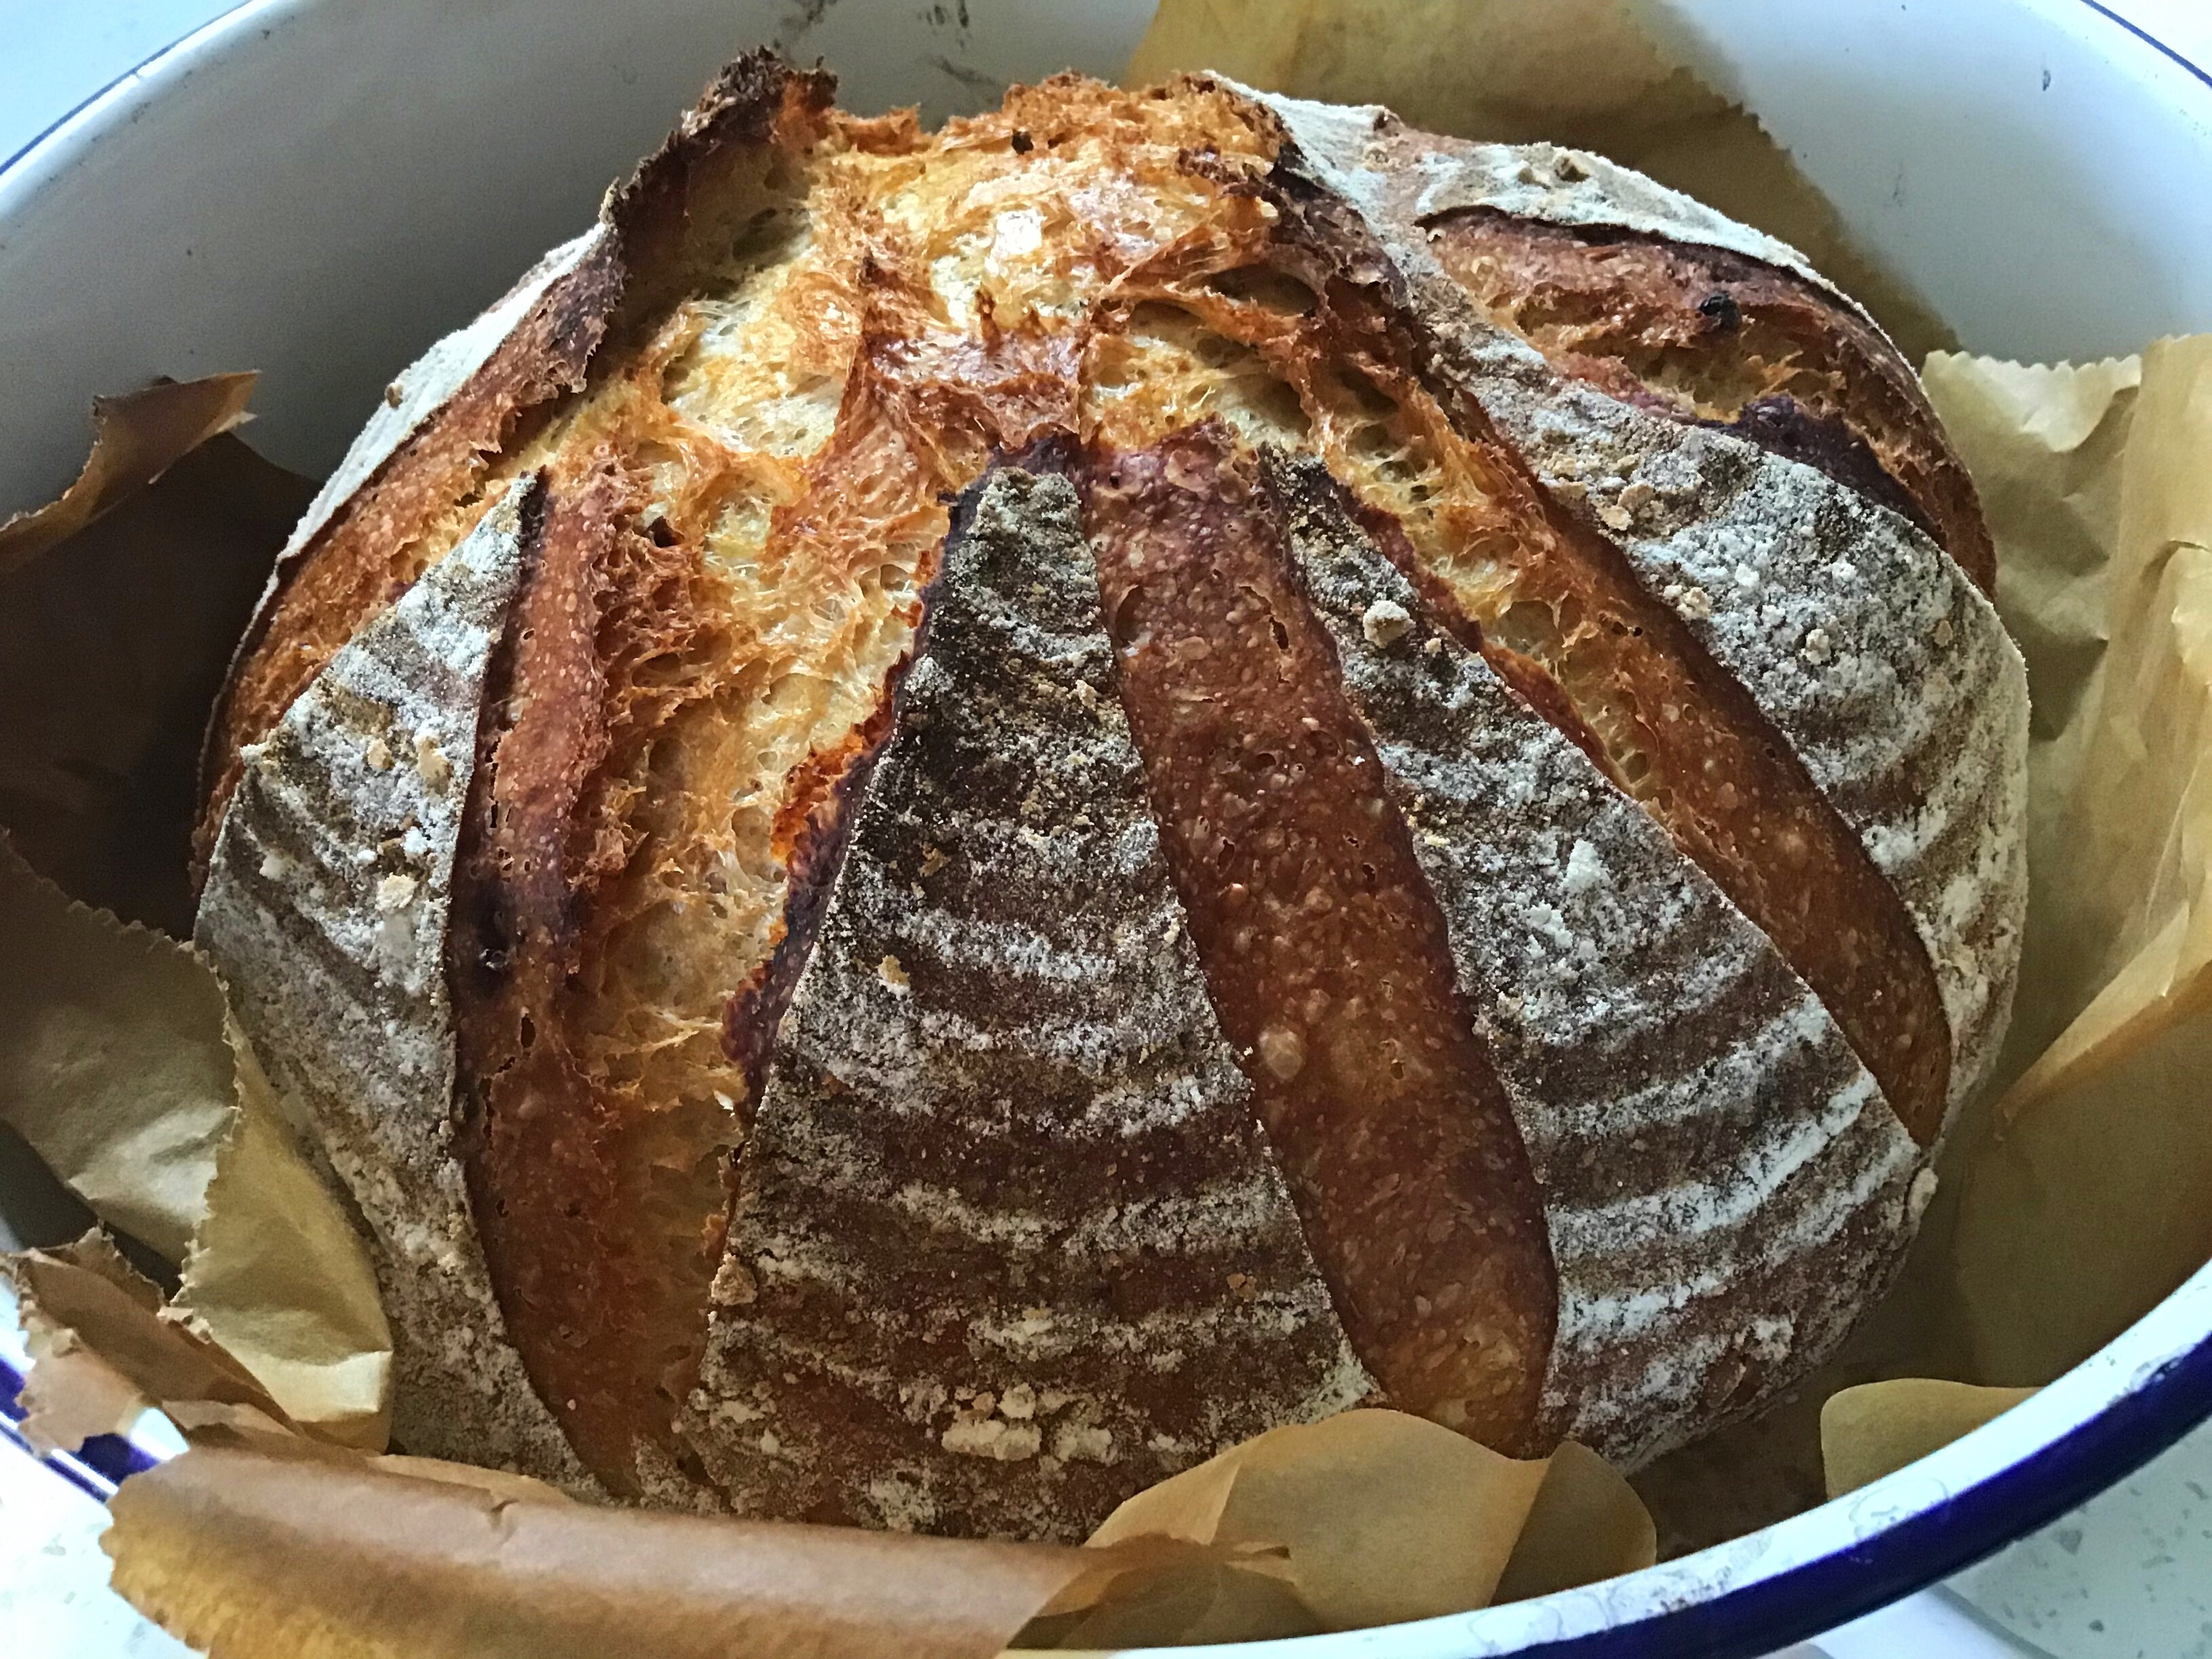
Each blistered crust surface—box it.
[195,480,594,1489]
[686,469,1368,1540]
[1271,455,1921,1463]
[1260,92,2030,1126]
[1246,90,1854,316]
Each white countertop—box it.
[2,5,2208,1657]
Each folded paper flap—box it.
[105,1446,1122,1659]
[0,373,258,574]
[9,1238,289,1416]
[1073,1411,1652,1639]
[0,843,234,1262]
[1929,336,2212,1383]
[1820,1380,2038,1499]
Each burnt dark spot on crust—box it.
[1712,394,1931,537]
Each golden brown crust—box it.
[198,54,838,869]
[1083,422,1554,1449]
[1084,159,1951,1147]
[1425,211,1995,591]
[449,462,720,1492]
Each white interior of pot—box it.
[2,0,2209,1652]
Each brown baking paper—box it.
[0,373,256,574]
[100,1445,1215,1659]
[0,842,392,1448]
[3,1232,304,1456]
[1820,1382,2039,1500]
[1032,1412,1653,1645]
[0,376,314,935]
[1930,337,2212,1382]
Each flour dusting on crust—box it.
[196,478,594,1490]
[1257,91,2029,1128]
[1270,454,1919,1464]
[685,468,1368,1538]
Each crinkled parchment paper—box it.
[1933,337,2212,1382]
[2,1,2208,1645]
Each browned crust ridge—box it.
[1081,420,1555,1450]
[198,52,838,867]
[1424,211,1995,591]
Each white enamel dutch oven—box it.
[3,3,2210,1654]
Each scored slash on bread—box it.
[689,463,1370,1540]
[1266,451,1919,1464]
[194,51,2028,1528]
[195,479,598,1491]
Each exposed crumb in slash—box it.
[998,1383,1037,1420]
[364,737,394,771]
[1360,597,1414,647]
[1225,1272,1256,1301]
[1073,678,1101,712]
[258,850,294,882]
[1802,627,1834,665]
[919,845,948,877]
[878,955,911,994]
[1933,615,1955,647]
[375,874,419,912]
[1662,583,1713,621]
[1422,635,1443,656]
[1618,480,1656,512]
[414,732,453,791]
[1598,502,1633,531]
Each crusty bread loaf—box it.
[195,53,2027,1535]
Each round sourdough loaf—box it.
[192,52,2028,1539]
